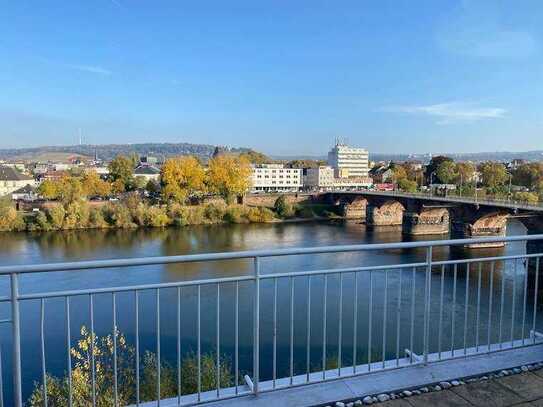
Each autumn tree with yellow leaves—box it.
[206,155,251,203]
[160,156,206,204]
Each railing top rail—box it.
[0,234,542,275]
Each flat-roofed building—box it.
[251,164,302,192]
[304,166,335,190]
[328,143,369,178]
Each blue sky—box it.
[1,0,542,155]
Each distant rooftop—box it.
[0,165,33,181]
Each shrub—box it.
[513,191,539,204]
[144,205,170,227]
[245,206,275,222]
[274,195,295,218]
[47,205,66,229]
[295,205,315,219]
[103,203,136,228]
[223,205,248,224]
[203,202,226,223]
[89,207,109,228]
[0,206,25,232]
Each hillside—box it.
[0,143,251,162]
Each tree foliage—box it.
[480,161,509,190]
[207,155,251,203]
[161,156,206,204]
[108,156,134,192]
[28,327,232,406]
[436,161,458,184]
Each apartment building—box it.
[0,165,36,197]
[251,164,302,192]
[327,143,369,178]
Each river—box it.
[0,219,539,404]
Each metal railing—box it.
[1,234,543,406]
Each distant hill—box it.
[0,143,251,162]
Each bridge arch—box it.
[367,200,405,226]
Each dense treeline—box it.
[390,156,543,204]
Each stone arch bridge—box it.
[324,191,543,248]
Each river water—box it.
[0,219,540,404]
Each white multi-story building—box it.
[251,164,302,192]
[304,166,335,190]
[327,143,369,178]
[0,165,36,197]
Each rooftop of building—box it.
[0,165,34,181]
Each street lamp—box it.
[508,173,513,202]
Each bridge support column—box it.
[403,208,450,235]
[340,197,367,220]
[366,201,404,226]
[454,213,509,248]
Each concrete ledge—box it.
[203,343,543,407]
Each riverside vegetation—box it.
[0,154,338,232]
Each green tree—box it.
[436,161,458,184]
[108,156,134,192]
[426,156,454,184]
[480,162,509,190]
[398,178,418,193]
[456,162,476,185]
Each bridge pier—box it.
[340,197,367,220]
[453,213,509,248]
[366,201,404,226]
[403,208,450,235]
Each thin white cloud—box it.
[381,102,506,125]
[65,64,112,76]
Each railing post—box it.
[253,257,260,395]
[423,246,432,365]
[11,273,22,407]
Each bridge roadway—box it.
[334,190,543,213]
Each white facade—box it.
[0,166,36,197]
[304,166,335,189]
[327,143,369,178]
[251,164,302,192]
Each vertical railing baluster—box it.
[90,294,96,407]
[521,258,528,345]
[290,276,294,385]
[0,344,4,407]
[177,287,181,403]
[40,298,47,407]
[216,283,220,398]
[533,258,540,345]
[353,272,359,373]
[511,259,517,347]
[11,273,22,407]
[423,247,432,364]
[322,275,327,380]
[273,278,277,389]
[135,291,140,406]
[368,270,373,371]
[395,269,402,367]
[235,282,239,394]
[463,264,470,356]
[382,270,388,369]
[65,297,72,407]
[253,257,260,394]
[197,285,201,402]
[306,276,311,382]
[451,264,457,357]
[112,293,118,407]
[487,262,495,352]
[438,265,444,360]
[409,267,415,364]
[499,261,506,349]
[338,273,343,376]
[156,289,161,405]
[475,263,482,352]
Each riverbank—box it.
[0,199,341,232]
